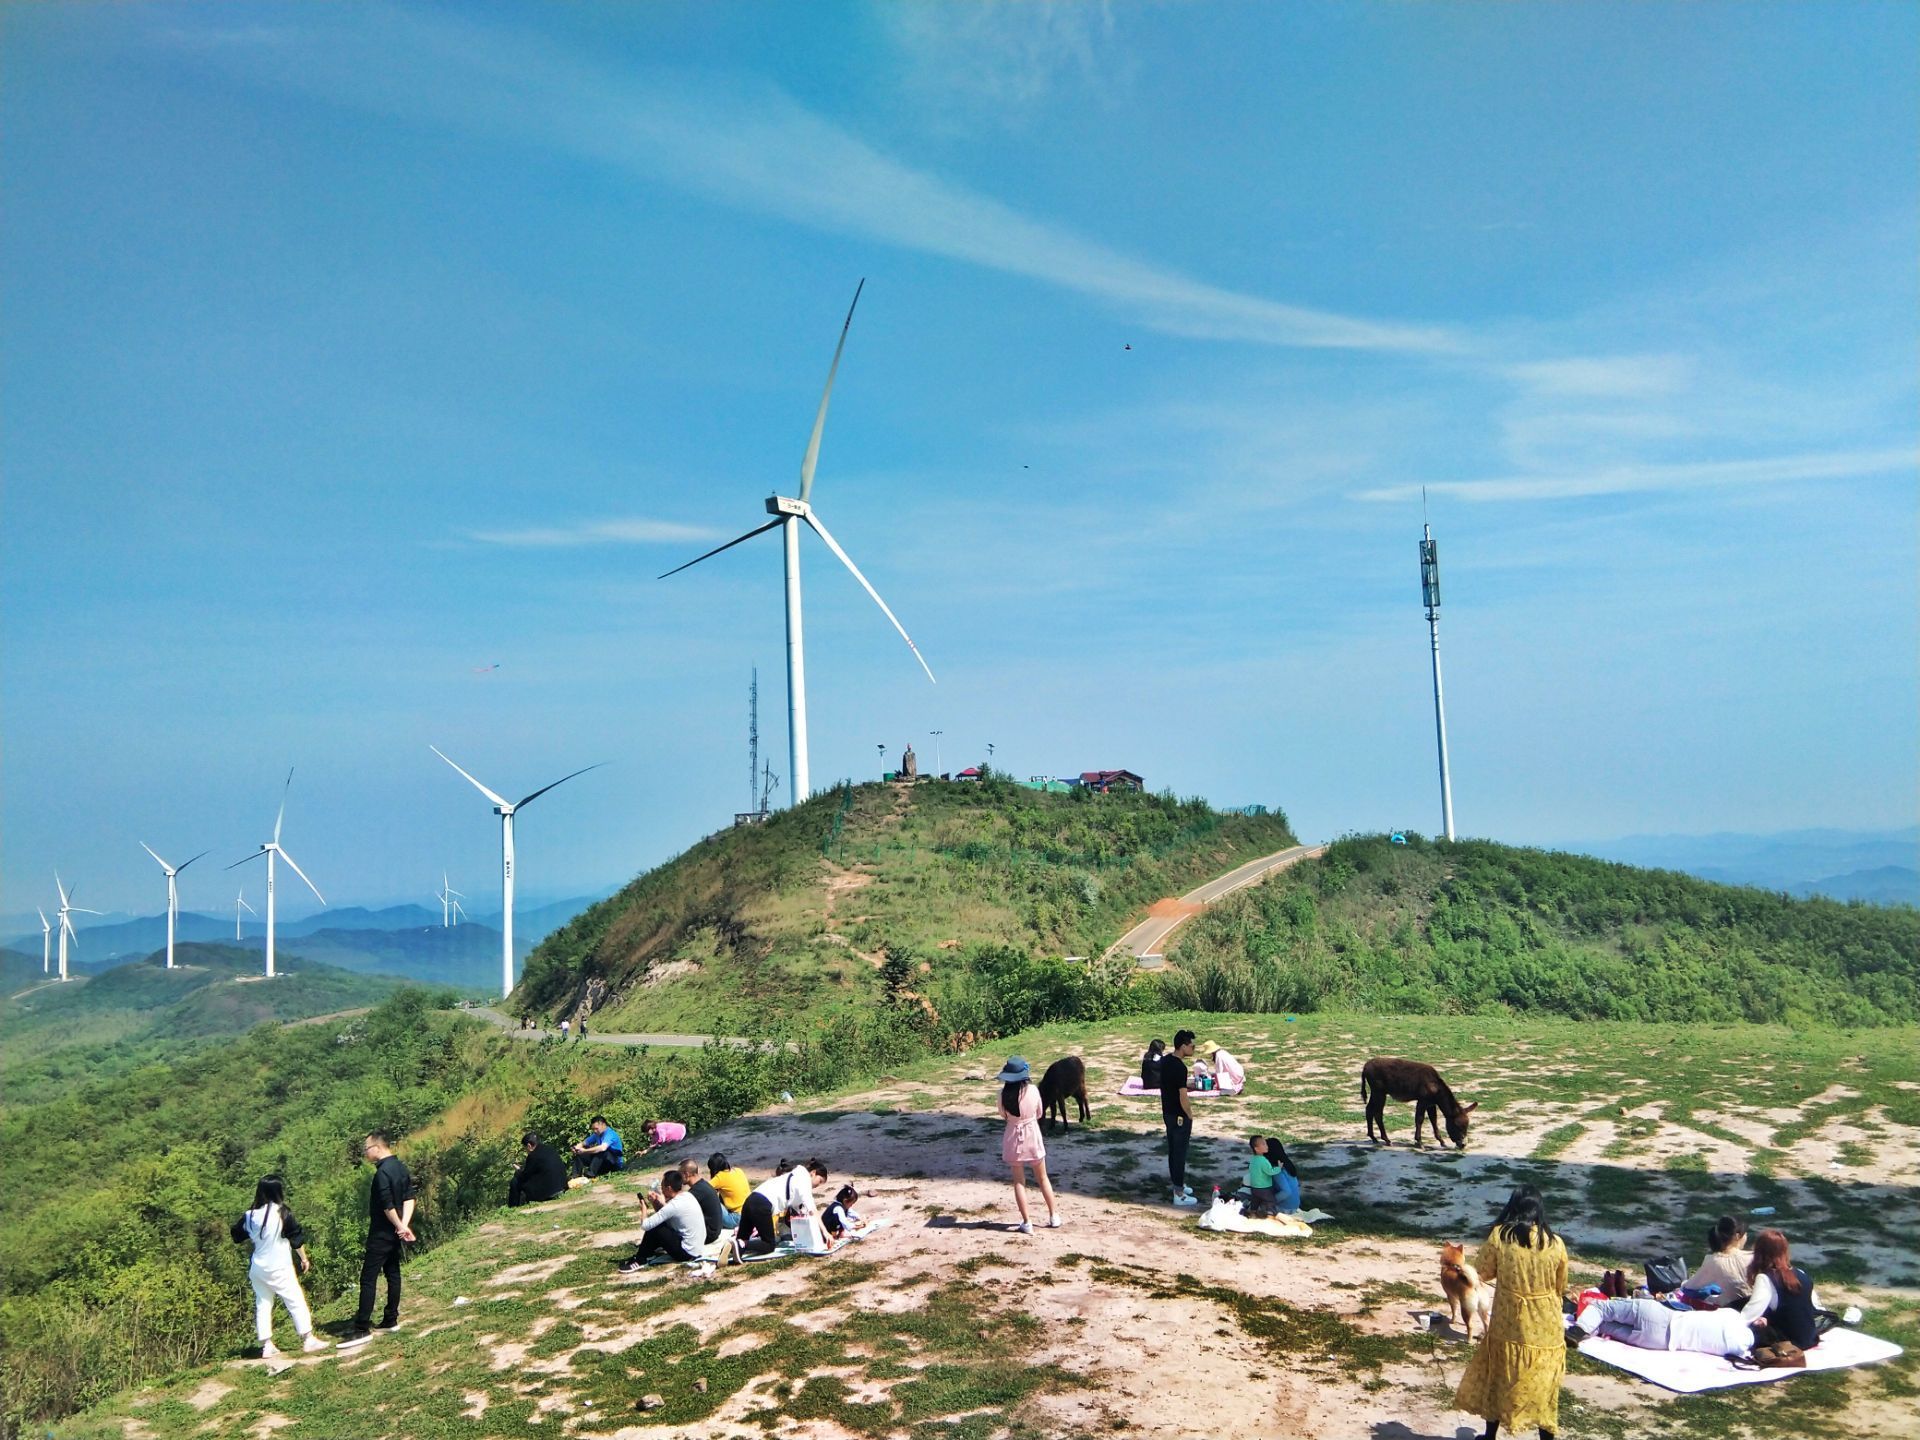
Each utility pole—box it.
[1420,515,1456,841]
[876,742,886,778]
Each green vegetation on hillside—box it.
[1164,834,1920,1025]
[522,776,1295,1033]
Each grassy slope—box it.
[58,1009,1920,1440]
[1165,834,1920,1025]
[521,778,1296,1033]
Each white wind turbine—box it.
[226,770,325,978]
[661,282,934,804]
[437,873,466,928]
[234,889,256,941]
[431,746,602,999]
[37,908,51,974]
[54,875,101,982]
[140,842,209,970]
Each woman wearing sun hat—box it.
[995,1056,1063,1234]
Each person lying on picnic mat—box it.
[1576,1297,1756,1356]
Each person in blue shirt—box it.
[570,1115,625,1178]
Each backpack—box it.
[1644,1256,1688,1294]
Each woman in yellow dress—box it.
[1454,1185,1569,1439]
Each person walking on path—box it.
[1159,1029,1198,1206]
[995,1056,1062,1234]
[1454,1184,1569,1440]
[341,1132,415,1347]
[231,1176,328,1358]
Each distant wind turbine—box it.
[226,769,326,978]
[661,282,934,804]
[37,908,51,975]
[235,889,256,941]
[54,874,101,983]
[437,873,466,928]
[431,746,602,999]
[140,842,209,970]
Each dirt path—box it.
[470,1006,780,1050]
[1108,842,1326,966]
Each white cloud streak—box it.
[467,518,725,548]
[1358,446,1917,503]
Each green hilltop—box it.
[517,776,1298,1033]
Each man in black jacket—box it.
[509,1132,569,1207]
[341,1132,415,1346]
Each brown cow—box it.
[1361,1056,1476,1148]
[1039,1056,1091,1131]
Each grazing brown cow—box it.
[1361,1056,1477,1148]
[1039,1057,1090,1131]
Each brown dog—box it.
[1440,1242,1495,1339]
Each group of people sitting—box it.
[619,1155,861,1268]
[507,1116,692,1204]
[1140,1037,1245,1092]
[1575,1213,1830,1357]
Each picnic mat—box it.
[1195,1201,1330,1238]
[1117,1077,1244,1098]
[1576,1327,1902,1393]
[736,1216,893,1263]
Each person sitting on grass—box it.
[706,1152,749,1229]
[1140,1038,1166,1088]
[664,1159,725,1247]
[821,1185,862,1243]
[1210,1047,1246,1092]
[1243,1136,1278,1217]
[508,1132,568,1207]
[570,1116,624,1179]
[1268,1137,1302,1214]
[618,1169,703,1270]
[1739,1229,1825,1350]
[1679,1214,1752,1307]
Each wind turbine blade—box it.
[515,762,606,810]
[239,897,257,915]
[657,518,782,580]
[140,842,172,872]
[56,873,70,907]
[226,849,270,871]
[177,849,211,873]
[803,511,937,683]
[797,279,864,504]
[38,908,49,930]
[274,768,293,844]
[71,906,104,915]
[277,848,327,905]
[430,745,512,808]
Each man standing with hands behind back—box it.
[341,1132,415,1346]
[1160,1030,1198,1207]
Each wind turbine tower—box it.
[54,875,101,982]
[235,889,256,941]
[431,746,603,999]
[141,843,209,970]
[662,283,935,805]
[37,908,51,974]
[748,668,760,815]
[227,770,327,978]
[1420,519,1457,841]
[438,873,466,928]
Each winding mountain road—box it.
[1106,843,1326,969]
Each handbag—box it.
[1749,1341,1806,1369]
[1644,1256,1687,1294]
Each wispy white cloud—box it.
[1357,446,1917,503]
[875,0,1125,130]
[467,517,724,548]
[164,8,1458,356]
[1504,353,1695,399]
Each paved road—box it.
[471,1006,779,1050]
[1107,843,1326,969]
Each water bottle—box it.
[1751,1206,1776,1217]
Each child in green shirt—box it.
[1244,1136,1278,1217]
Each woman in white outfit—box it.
[231,1175,327,1358]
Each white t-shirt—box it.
[753,1168,816,1216]
[242,1205,296,1274]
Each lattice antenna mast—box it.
[748,668,760,815]
[1420,504,1456,841]
[760,760,782,815]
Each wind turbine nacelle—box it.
[766,495,810,518]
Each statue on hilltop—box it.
[900,744,918,779]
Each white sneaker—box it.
[301,1335,329,1354]
[1047,1214,1065,1229]
[1171,1192,1199,1207]
[1180,1184,1195,1197]
[260,1341,280,1360]
[1015,1220,1033,1234]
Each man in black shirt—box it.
[1160,1029,1198,1207]
[342,1132,415,1345]
[509,1131,569,1207]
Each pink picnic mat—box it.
[1116,1077,1244,1098]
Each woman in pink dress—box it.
[996,1057,1062,1234]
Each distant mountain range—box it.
[1567,826,1919,907]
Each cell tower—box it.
[1420,512,1457,841]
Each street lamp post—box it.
[930,730,944,775]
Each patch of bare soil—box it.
[641,960,701,988]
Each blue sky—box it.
[3,1,1915,918]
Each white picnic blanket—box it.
[1117,1077,1244,1098]
[735,1216,893,1262]
[1195,1198,1330,1238]
[1576,1326,1902,1393]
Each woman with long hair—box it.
[1454,1184,1568,1440]
[230,1175,327,1358]
[995,1057,1061,1234]
[1681,1214,1751,1305]
[1739,1229,1823,1349]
